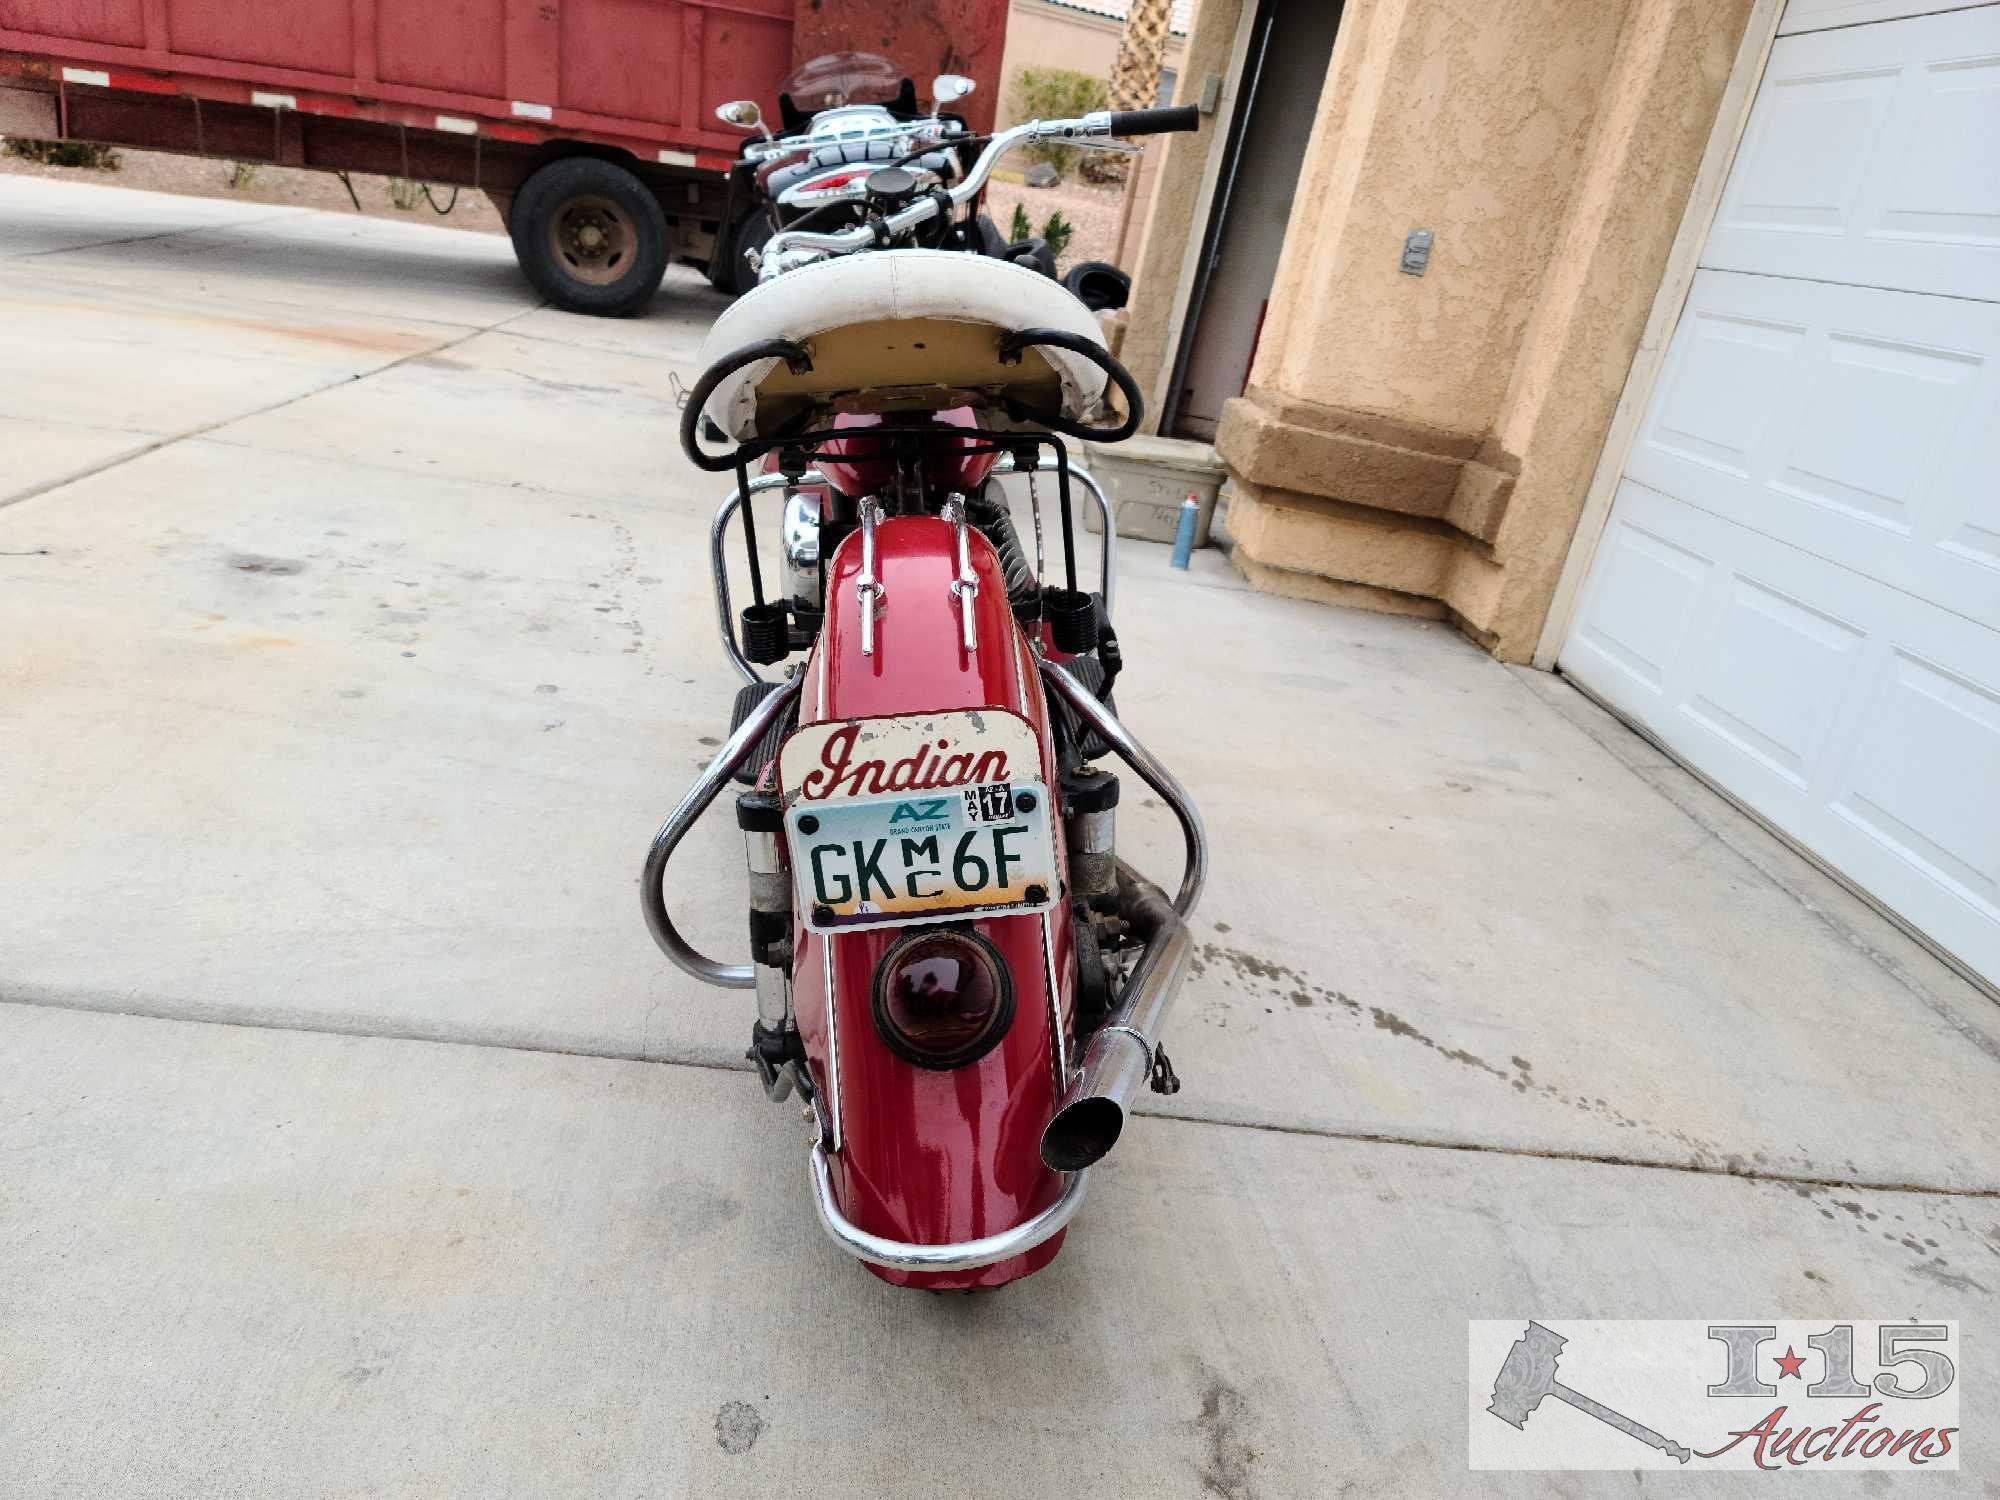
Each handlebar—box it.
[759,105,1200,277]
[1107,105,1200,136]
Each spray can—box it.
[1170,492,1199,570]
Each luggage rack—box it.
[706,447,1117,688]
[679,324,1141,683]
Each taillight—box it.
[871,928,1013,1070]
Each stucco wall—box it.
[1213,0,1755,660]
[1255,0,1629,435]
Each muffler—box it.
[1040,867,1191,1171]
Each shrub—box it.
[1039,209,1074,260]
[1011,67,1109,175]
[2,138,119,169]
[1009,201,1033,245]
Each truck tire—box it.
[510,157,669,317]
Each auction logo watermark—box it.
[1469,1321,1959,1470]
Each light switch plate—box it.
[1401,228,1433,276]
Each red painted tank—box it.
[786,513,1075,1289]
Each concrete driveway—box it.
[2,177,1996,1497]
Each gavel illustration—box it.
[1487,1321,1692,1464]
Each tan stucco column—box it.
[1214,0,1753,658]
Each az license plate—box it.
[786,780,1058,931]
[778,709,1059,932]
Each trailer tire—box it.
[511,157,669,317]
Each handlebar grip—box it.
[1108,105,1200,137]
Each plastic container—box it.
[1078,435,1226,548]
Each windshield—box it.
[780,52,906,111]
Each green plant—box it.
[224,161,260,190]
[1009,201,1033,245]
[1011,66,1109,175]
[2,137,119,169]
[1039,209,1074,260]
[387,176,424,211]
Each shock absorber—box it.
[737,788,797,1099]
[1062,767,1119,912]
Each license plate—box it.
[778,710,1058,932]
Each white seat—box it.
[696,249,1112,442]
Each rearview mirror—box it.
[931,74,976,109]
[715,100,770,140]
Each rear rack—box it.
[707,450,1118,687]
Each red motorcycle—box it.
[644,104,1205,1289]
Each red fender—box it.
[787,514,1076,1289]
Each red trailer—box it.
[0,0,1006,315]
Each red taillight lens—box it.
[871,929,1014,1070]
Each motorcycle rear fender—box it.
[786,513,1076,1288]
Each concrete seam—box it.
[4,990,1993,1200]
[0,298,548,512]
[1,206,310,261]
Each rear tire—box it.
[714,211,772,296]
[510,156,669,317]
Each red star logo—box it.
[1774,1346,1806,1380]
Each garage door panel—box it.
[1566,486,2000,980]
[1567,3,2000,983]
[1879,54,2000,250]
[1781,0,1993,36]
[1832,648,2000,919]
[1681,577,1866,788]
[1626,270,2000,632]
[1773,327,1978,534]
[1644,301,1807,478]
[1706,7,2000,300]
[1563,501,1715,696]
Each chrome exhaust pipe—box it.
[1040,867,1191,1171]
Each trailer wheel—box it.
[511,157,669,317]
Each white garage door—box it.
[1561,1,2000,984]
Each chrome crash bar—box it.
[711,458,1117,687]
[640,671,804,989]
[1039,658,1206,916]
[808,1141,1088,1273]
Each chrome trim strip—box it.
[821,930,843,1152]
[640,673,805,987]
[1040,908,1069,1085]
[808,1145,1087,1272]
[1010,619,1032,716]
